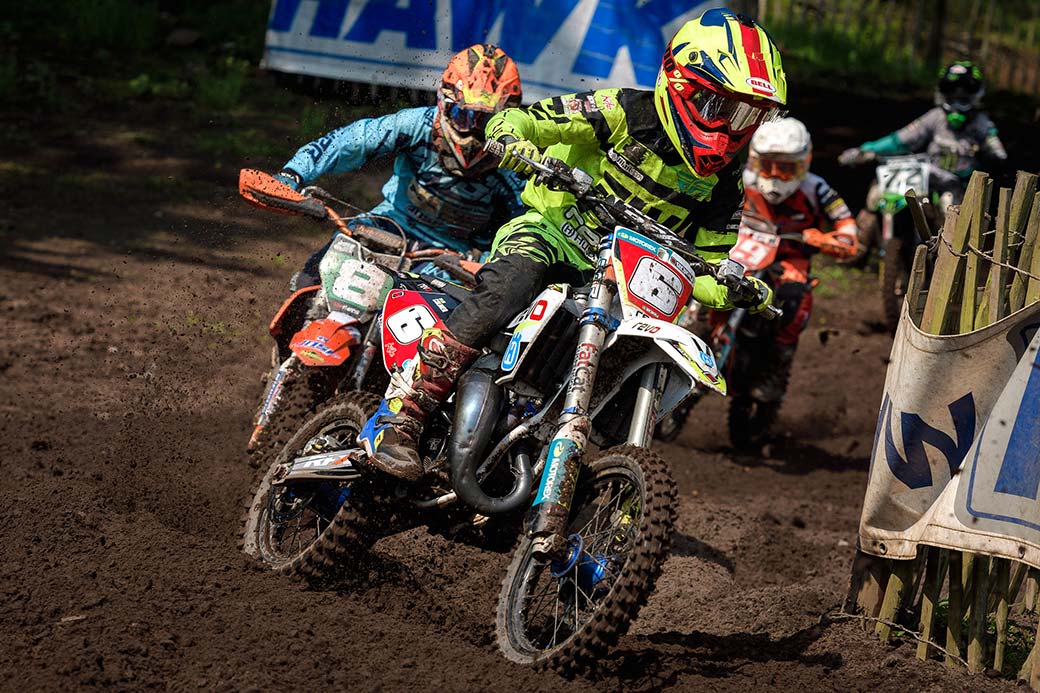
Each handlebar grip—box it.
[245,187,329,219]
[760,304,783,321]
[483,139,505,159]
[431,254,478,286]
[351,223,408,253]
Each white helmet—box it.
[747,117,812,204]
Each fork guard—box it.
[610,318,726,396]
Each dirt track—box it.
[1,87,1031,691]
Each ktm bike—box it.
[239,170,477,459]
[242,152,778,673]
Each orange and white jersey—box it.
[742,171,857,261]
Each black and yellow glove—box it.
[497,136,541,177]
[741,275,774,314]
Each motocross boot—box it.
[750,343,796,403]
[359,327,479,481]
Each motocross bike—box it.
[840,152,944,332]
[655,215,833,448]
[241,150,779,674]
[239,169,478,459]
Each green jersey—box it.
[487,88,745,267]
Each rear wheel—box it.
[495,445,675,675]
[881,236,911,333]
[241,392,381,578]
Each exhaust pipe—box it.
[449,367,532,515]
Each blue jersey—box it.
[281,106,526,252]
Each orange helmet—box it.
[436,44,522,175]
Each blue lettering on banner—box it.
[344,0,436,50]
[450,0,581,60]
[572,0,689,86]
[880,392,976,490]
[991,351,1040,499]
[270,0,347,37]
[265,1,718,98]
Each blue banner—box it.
[263,0,722,102]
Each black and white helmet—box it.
[936,61,984,127]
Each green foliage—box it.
[766,7,934,92]
[194,2,271,59]
[194,127,284,160]
[128,73,191,100]
[1001,620,1036,678]
[0,52,16,101]
[812,257,864,299]
[197,57,251,110]
[67,0,158,53]
[761,0,1040,96]
[298,102,335,142]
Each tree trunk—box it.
[925,0,946,71]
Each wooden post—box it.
[1008,561,1028,606]
[1005,172,1037,270]
[923,172,990,334]
[1027,200,1040,306]
[876,559,914,641]
[907,245,929,326]
[1019,618,1040,686]
[917,547,949,661]
[1013,192,1040,310]
[947,551,965,666]
[1025,569,1040,613]
[847,550,891,626]
[921,207,964,335]
[959,182,987,332]
[967,555,990,673]
[993,559,1012,673]
[905,189,934,242]
[983,188,1012,325]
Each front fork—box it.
[248,354,300,451]
[529,242,617,557]
[626,363,667,448]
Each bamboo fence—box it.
[846,169,1040,685]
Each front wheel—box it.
[240,391,381,578]
[880,236,912,333]
[495,445,675,675]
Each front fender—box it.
[289,314,361,367]
[613,317,726,395]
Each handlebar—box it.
[488,144,780,320]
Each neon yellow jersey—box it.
[487,88,744,269]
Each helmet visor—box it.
[445,103,494,134]
[679,89,782,134]
[750,156,806,181]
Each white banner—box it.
[262,0,723,103]
[859,298,1040,565]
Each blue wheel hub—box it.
[550,533,610,593]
